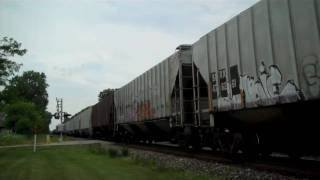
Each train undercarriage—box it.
[115,99,320,159]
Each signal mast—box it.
[54,98,71,142]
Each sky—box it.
[0,0,258,130]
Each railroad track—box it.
[115,142,320,179]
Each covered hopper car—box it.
[190,0,320,156]
[64,106,92,137]
[57,0,320,157]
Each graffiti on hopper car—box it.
[302,55,320,98]
[210,61,303,110]
[137,100,154,120]
[240,62,303,106]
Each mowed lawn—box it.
[0,145,216,180]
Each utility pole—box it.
[56,98,64,142]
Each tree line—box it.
[0,36,51,134]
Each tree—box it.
[42,111,52,133]
[3,101,44,134]
[2,71,49,111]
[0,37,27,86]
[98,88,115,101]
[1,71,50,133]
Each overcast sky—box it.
[0,0,258,130]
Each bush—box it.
[88,145,129,158]
[88,144,107,155]
[3,101,43,134]
[121,147,129,157]
[0,131,28,146]
[108,148,119,158]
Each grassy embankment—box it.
[0,131,76,146]
[0,145,220,180]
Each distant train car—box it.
[56,124,64,134]
[64,106,92,137]
[91,92,114,139]
[78,106,92,137]
[53,124,65,134]
[64,119,71,134]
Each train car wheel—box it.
[243,132,260,159]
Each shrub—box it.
[108,148,119,158]
[121,147,129,157]
[88,144,107,155]
[3,101,43,134]
[88,145,129,158]
[0,131,28,145]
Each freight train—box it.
[56,0,320,157]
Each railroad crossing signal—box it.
[56,98,64,142]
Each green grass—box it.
[0,132,76,146]
[0,145,219,180]
[0,132,28,145]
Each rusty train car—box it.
[91,93,114,139]
[58,0,320,157]
[61,94,115,138]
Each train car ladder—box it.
[192,65,201,127]
[173,85,181,126]
[174,63,195,127]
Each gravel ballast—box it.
[129,149,300,180]
[99,142,305,180]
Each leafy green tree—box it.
[98,88,115,101]
[4,101,44,134]
[0,37,50,134]
[0,37,27,86]
[0,112,5,128]
[2,71,49,111]
[42,111,52,133]
[2,71,50,133]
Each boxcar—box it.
[91,92,114,139]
